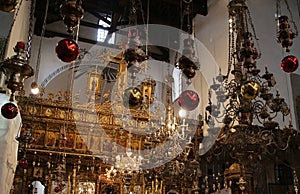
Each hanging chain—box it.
[2,0,24,60]
[129,0,138,25]
[276,0,281,37]
[182,0,193,34]
[246,9,261,59]
[226,15,234,79]
[283,0,298,35]
[26,0,36,60]
[35,0,50,82]
[276,0,298,35]
[276,0,281,19]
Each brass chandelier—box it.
[204,0,297,163]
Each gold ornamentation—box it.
[45,108,52,117]
[240,81,260,100]
[58,109,66,119]
[28,106,37,115]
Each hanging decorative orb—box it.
[1,102,18,119]
[240,81,260,100]
[54,186,62,193]
[0,0,18,12]
[122,87,143,109]
[178,90,200,111]
[281,55,299,73]
[55,38,79,63]
[19,158,28,169]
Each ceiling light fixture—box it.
[204,0,296,166]
[276,0,299,73]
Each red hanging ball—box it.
[16,41,26,50]
[54,186,62,192]
[1,102,18,119]
[55,38,79,63]
[178,90,200,111]
[19,158,28,169]
[281,55,299,73]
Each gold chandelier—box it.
[115,134,143,171]
[204,0,297,163]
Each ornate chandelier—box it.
[115,152,143,172]
[115,135,143,172]
[143,74,196,148]
[204,0,297,163]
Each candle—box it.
[152,181,154,194]
[160,181,163,193]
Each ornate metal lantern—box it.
[204,0,296,164]
[0,42,34,100]
[60,0,84,33]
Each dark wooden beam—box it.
[80,21,110,30]
[44,30,119,49]
[87,11,112,26]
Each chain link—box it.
[26,0,36,60]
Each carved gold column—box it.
[67,175,71,194]
[142,173,145,194]
[72,168,76,194]
[117,58,128,95]
[96,175,101,194]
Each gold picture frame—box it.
[33,167,44,178]
[87,68,102,98]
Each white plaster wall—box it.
[5,0,31,58]
[0,1,31,193]
[0,12,13,39]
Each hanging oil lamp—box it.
[0,42,34,99]
[60,0,84,34]
[178,38,200,85]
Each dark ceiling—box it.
[34,0,208,38]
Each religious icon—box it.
[33,167,43,178]
[87,68,102,97]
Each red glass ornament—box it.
[1,102,18,119]
[178,90,200,111]
[55,39,79,62]
[281,55,299,73]
[19,158,28,169]
[16,41,26,50]
[54,186,62,192]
